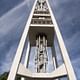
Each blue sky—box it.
[0,0,80,79]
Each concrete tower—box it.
[7,0,77,80]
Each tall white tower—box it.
[7,0,77,80]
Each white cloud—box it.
[0,0,31,74]
[0,1,28,36]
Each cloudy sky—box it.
[0,0,80,79]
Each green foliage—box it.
[0,72,21,80]
[0,72,8,80]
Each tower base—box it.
[17,63,67,80]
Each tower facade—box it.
[7,0,76,80]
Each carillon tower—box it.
[7,0,76,80]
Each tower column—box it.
[46,0,77,79]
[51,44,59,80]
[51,45,58,70]
[7,0,37,80]
[21,37,31,80]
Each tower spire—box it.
[7,0,76,80]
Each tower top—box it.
[35,0,48,11]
